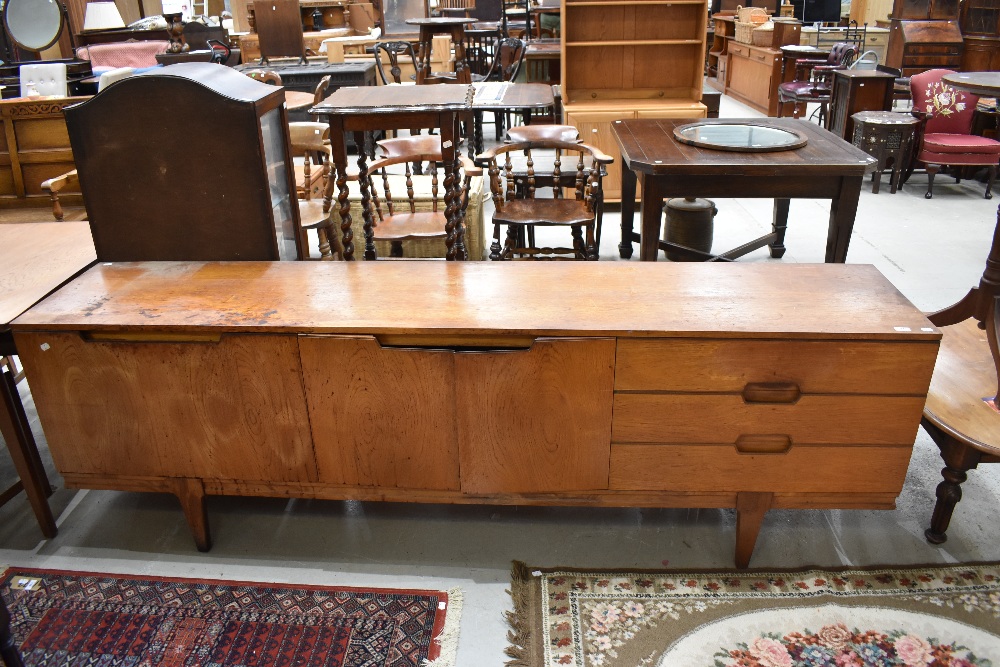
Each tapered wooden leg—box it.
[926,164,939,199]
[735,491,772,569]
[826,176,862,263]
[172,478,211,552]
[0,595,24,667]
[0,365,56,539]
[985,165,996,200]
[619,162,637,259]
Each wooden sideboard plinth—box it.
[13,262,940,567]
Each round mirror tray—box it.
[673,122,808,153]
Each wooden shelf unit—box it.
[561,0,708,200]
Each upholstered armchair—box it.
[908,69,1000,199]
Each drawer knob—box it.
[735,434,792,454]
[742,382,801,404]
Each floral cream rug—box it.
[505,561,1000,667]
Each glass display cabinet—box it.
[65,62,302,261]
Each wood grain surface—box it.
[0,222,95,326]
[300,335,461,490]
[923,318,1000,453]
[13,261,939,341]
[456,338,615,493]
[15,332,315,481]
[615,339,940,394]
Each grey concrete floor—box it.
[2,91,1000,666]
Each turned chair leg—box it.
[985,165,996,200]
[923,420,984,545]
[926,164,940,199]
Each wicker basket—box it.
[751,22,775,46]
[734,6,768,43]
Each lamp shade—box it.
[82,2,126,31]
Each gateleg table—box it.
[612,118,876,262]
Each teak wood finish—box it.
[0,222,96,541]
[13,261,940,568]
[612,117,876,262]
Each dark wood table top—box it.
[943,71,1000,98]
[1,222,96,328]
[612,118,875,176]
[14,261,938,341]
[311,84,473,115]
[526,40,561,55]
[473,82,554,110]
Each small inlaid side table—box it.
[406,18,476,85]
[850,111,920,194]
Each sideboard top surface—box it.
[13,262,939,340]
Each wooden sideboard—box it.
[13,262,940,567]
[726,41,783,116]
[0,98,85,209]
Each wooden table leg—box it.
[454,113,468,260]
[825,175,863,263]
[415,29,430,85]
[0,365,56,539]
[451,26,472,85]
[618,163,637,259]
[355,130,377,261]
[638,173,663,262]
[327,115,354,261]
[735,491,772,569]
[172,477,211,552]
[770,198,790,259]
[442,115,459,261]
[0,594,24,667]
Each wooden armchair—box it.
[477,139,612,260]
[289,122,338,259]
[362,137,482,258]
[922,211,1000,544]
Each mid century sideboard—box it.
[12,262,940,567]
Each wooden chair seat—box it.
[375,211,449,240]
[923,318,999,455]
[492,198,593,227]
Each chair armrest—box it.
[41,169,79,221]
[459,155,483,177]
[577,142,615,164]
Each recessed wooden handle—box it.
[376,334,535,351]
[83,332,222,344]
[735,434,792,454]
[742,382,801,404]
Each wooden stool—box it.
[406,17,476,85]
[850,111,919,194]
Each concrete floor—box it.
[2,92,1000,666]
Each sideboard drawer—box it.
[609,443,912,493]
[729,42,751,58]
[611,394,926,445]
[615,339,938,395]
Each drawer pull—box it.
[742,382,801,404]
[376,334,534,351]
[735,434,792,454]
[83,332,222,344]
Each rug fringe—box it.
[504,560,535,667]
[422,587,463,667]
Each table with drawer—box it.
[12,262,939,567]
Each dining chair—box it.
[373,41,419,85]
[289,121,338,259]
[477,139,612,260]
[776,42,857,126]
[906,69,1000,199]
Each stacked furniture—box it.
[560,0,708,200]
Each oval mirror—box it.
[4,0,65,53]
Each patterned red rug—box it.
[1,567,459,667]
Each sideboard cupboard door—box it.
[14,332,314,482]
[455,338,615,494]
[299,335,461,491]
